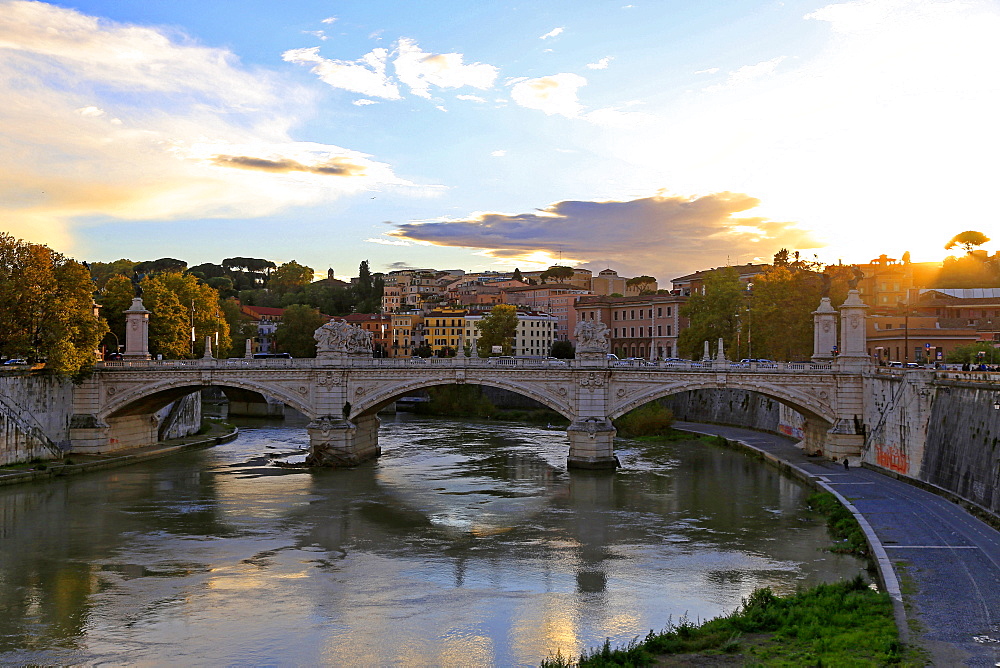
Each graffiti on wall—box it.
[875,443,909,474]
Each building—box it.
[389,311,424,358]
[381,283,403,312]
[591,268,627,296]
[465,311,558,357]
[574,293,688,360]
[866,315,980,363]
[423,308,468,356]
[239,305,286,354]
[671,263,768,296]
[344,313,392,357]
[503,284,592,342]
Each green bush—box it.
[613,403,674,437]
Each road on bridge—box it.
[675,421,1000,667]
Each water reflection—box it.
[0,413,862,666]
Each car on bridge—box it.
[2,358,28,366]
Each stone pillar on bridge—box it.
[567,369,619,469]
[812,297,838,362]
[123,297,151,360]
[836,290,871,372]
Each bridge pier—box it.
[566,418,619,469]
[305,414,381,467]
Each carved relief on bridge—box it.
[579,372,606,391]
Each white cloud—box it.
[694,67,720,75]
[491,150,506,157]
[282,46,401,99]
[321,16,337,24]
[353,98,378,106]
[0,0,412,249]
[435,105,448,112]
[705,56,786,91]
[75,106,105,117]
[302,30,328,41]
[456,94,486,102]
[366,236,411,246]
[540,27,564,39]
[392,37,498,99]
[586,57,612,70]
[510,73,587,117]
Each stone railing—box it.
[94,357,837,373]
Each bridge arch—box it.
[351,377,574,421]
[100,377,314,421]
[608,377,836,426]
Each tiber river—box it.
[0,411,863,666]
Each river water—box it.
[0,412,863,667]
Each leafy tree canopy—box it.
[0,233,107,376]
[945,230,990,254]
[89,258,136,290]
[270,260,315,295]
[550,340,575,359]
[540,265,575,283]
[677,267,744,360]
[476,304,518,356]
[946,341,1000,365]
[134,257,187,276]
[275,304,326,357]
[187,262,227,280]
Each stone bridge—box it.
[68,290,872,468]
[71,357,867,469]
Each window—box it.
[614,311,619,320]
[630,327,635,337]
[667,325,672,336]
[657,325,662,336]
[667,307,672,317]
[630,310,635,319]
[614,328,618,337]
[657,307,663,317]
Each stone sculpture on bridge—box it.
[574,319,610,358]
[314,320,373,357]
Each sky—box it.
[2,0,998,283]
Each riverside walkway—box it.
[676,421,1000,667]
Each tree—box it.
[275,305,326,357]
[476,304,518,356]
[946,342,1000,365]
[222,257,276,289]
[512,268,524,283]
[138,275,190,359]
[550,340,575,359]
[155,272,232,357]
[945,231,990,254]
[748,266,823,361]
[133,257,187,276]
[0,233,107,376]
[89,259,136,290]
[540,265,574,284]
[354,260,384,313]
[677,267,744,360]
[187,262,227,280]
[98,274,136,354]
[269,260,314,295]
[626,275,656,293]
[220,297,254,354]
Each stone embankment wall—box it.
[0,371,202,465]
[863,372,1000,516]
[658,389,803,438]
[0,371,73,464]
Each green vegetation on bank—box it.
[612,403,674,437]
[542,575,908,667]
[807,491,869,557]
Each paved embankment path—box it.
[675,421,1000,667]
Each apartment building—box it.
[465,311,558,357]
[574,293,687,360]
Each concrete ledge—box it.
[0,426,239,487]
[675,425,909,645]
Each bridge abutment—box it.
[305,414,381,467]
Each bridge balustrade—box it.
[94,358,837,373]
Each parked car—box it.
[542,357,568,367]
[253,352,293,359]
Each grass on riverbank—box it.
[807,491,869,558]
[541,575,909,667]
